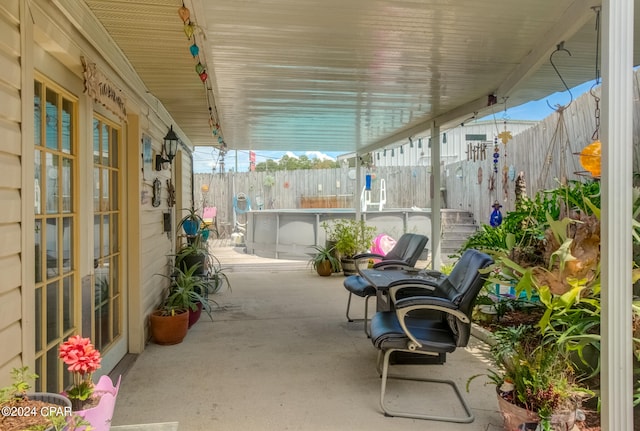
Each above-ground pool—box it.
[245,208,433,260]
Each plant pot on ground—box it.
[163,264,214,328]
[0,366,73,431]
[149,307,189,345]
[321,219,376,275]
[467,325,592,431]
[308,244,340,276]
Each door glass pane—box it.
[93,167,100,211]
[35,287,42,349]
[62,217,72,274]
[62,158,72,213]
[93,118,100,164]
[46,281,59,343]
[63,276,74,332]
[35,151,42,214]
[111,128,118,168]
[112,296,120,338]
[46,347,59,393]
[35,357,42,392]
[46,218,58,275]
[61,98,73,154]
[45,89,58,150]
[112,215,119,254]
[101,123,109,166]
[111,171,119,211]
[45,153,59,213]
[34,82,42,146]
[94,215,101,258]
[102,169,109,211]
[35,220,42,283]
[102,215,110,257]
[111,257,119,295]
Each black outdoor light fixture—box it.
[156,125,179,170]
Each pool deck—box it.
[110,244,504,430]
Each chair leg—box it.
[346,292,354,322]
[363,294,372,337]
[378,348,475,423]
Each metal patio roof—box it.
[82,0,640,154]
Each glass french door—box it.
[92,116,124,365]
[33,78,78,392]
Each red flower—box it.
[59,335,102,375]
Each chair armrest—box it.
[352,252,385,261]
[372,259,412,270]
[388,282,437,303]
[393,296,470,349]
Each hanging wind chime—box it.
[579,7,602,179]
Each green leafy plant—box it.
[308,244,340,273]
[322,219,376,258]
[0,366,38,404]
[162,264,215,319]
[177,206,205,235]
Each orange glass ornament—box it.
[178,5,190,23]
[579,140,601,177]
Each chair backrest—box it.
[383,233,428,266]
[437,249,493,346]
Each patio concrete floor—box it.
[111,245,504,430]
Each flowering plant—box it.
[59,335,102,410]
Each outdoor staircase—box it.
[440,210,478,257]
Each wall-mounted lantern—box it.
[155,125,179,170]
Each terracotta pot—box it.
[315,260,333,276]
[150,309,189,345]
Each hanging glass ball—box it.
[493,158,498,164]
[190,43,199,57]
[195,62,204,74]
[493,152,500,158]
[199,71,208,82]
[580,140,601,177]
[218,136,223,144]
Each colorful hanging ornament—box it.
[184,22,195,39]
[492,136,500,173]
[195,62,205,74]
[189,43,199,57]
[490,201,503,227]
[178,4,191,23]
[199,71,208,82]
[580,140,601,178]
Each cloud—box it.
[305,151,336,161]
[283,151,299,159]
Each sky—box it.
[192,80,597,174]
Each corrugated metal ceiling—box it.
[84,0,640,154]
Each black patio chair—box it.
[343,233,428,336]
[369,248,493,423]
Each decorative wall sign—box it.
[81,56,127,121]
[142,135,152,181]
[152,178,161,207]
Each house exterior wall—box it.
[0,0,196,388]
[0,0,26,381]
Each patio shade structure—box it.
[54,0,637,428]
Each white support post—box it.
[601,1,634,430]
[430,124,441,270]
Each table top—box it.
[359,268,445,291]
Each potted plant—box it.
[308,244,340,276]
[177,206,205,237]
[206,254,231,294]
[150,304,189,345]
[59,335,121,430]
[175,236,209,276]
[0,366,72,431]
[468,325,592,431]
[164,264,214,328]
[322,219,376,275]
